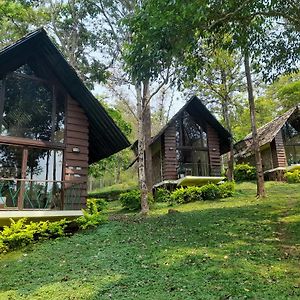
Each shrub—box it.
[155,188,171,202]
[1,219,34,250]
[285,170,300,183]
[86,198,107,214]
[169,181,235,205]
[200,184,221,200]
[76,211,107,230]
[234,163,256,181]
[119,189,141,211]
[218,181,235,198]
[0,218,69,253]
[170,187,202,204]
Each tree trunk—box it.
[142,78,153,195]
[136,82,149,214]
[220,70,234,181]
[244,52,266,198]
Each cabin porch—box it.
[0,178,85,211]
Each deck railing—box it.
[0,178,84,210]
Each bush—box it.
[155,188,171,202]
[218,181,235,198]
[76,211,107,230]
[86,198,107,214]
[0,218,69,253]
[170,187,202,204]
[285,170,300,183]
[234,163,256,181]
[201,183,220,200]
[119,189,141,211]
[0,198,109,253]
[169,182,235,204]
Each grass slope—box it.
[0,182,299,300]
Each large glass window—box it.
[176,112,207,148]
[282,114,300,165]
[0,63,65,143]
[175,112,209,176]
[0,144,63,209]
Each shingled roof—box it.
[150,96,231,155]
[235,104,300,158]
[0,29,130,163]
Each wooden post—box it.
[18,148,28,210]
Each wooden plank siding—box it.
[64,96,89,209]
[270,130,287,168]
[162,124,177,180]
[207,124,221,176]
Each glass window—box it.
[285,145,300,165]
[0,63,65,143]
[176,112,207,148]
[0,144,23,178]
[282,117,300,145]
[27,148,63,182]
[0,145,23,208]
[176,149,209,176]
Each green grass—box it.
[88,182,138,201]
[1,182,300,299]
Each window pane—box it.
[176,149,209,176]
[0,144,23,178]
[176,112,207,148]
[26,148,63,182]
[0,145,23,208]
[285,145,300,165]
[2,75,53,141]
[0,64,65,143]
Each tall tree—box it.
[124,0,300,197]
[0,0,46,47]
[184,48,244,181]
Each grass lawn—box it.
[0,182,299,300]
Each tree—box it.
[264,73,300,112]
[89,98,132,183]
[124,0,300,197]
[44,0,110,89]
[184,48,244,181]
[0,0,46,47]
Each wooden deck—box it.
[0,210,83,227]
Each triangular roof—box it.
[0,29,130,163]
[235,104,300,158]
[150,96,231,154]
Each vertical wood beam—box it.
[18,148,28,210]
[0,78,6,132]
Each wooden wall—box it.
[151,140,162,184]
[64,96,89,209]
[271,130,287,168]
[207,124,221,176]
[162,123,177,180]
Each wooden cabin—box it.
[235,104,300,180]
[0,29,130,213]
[150,96,231,186]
